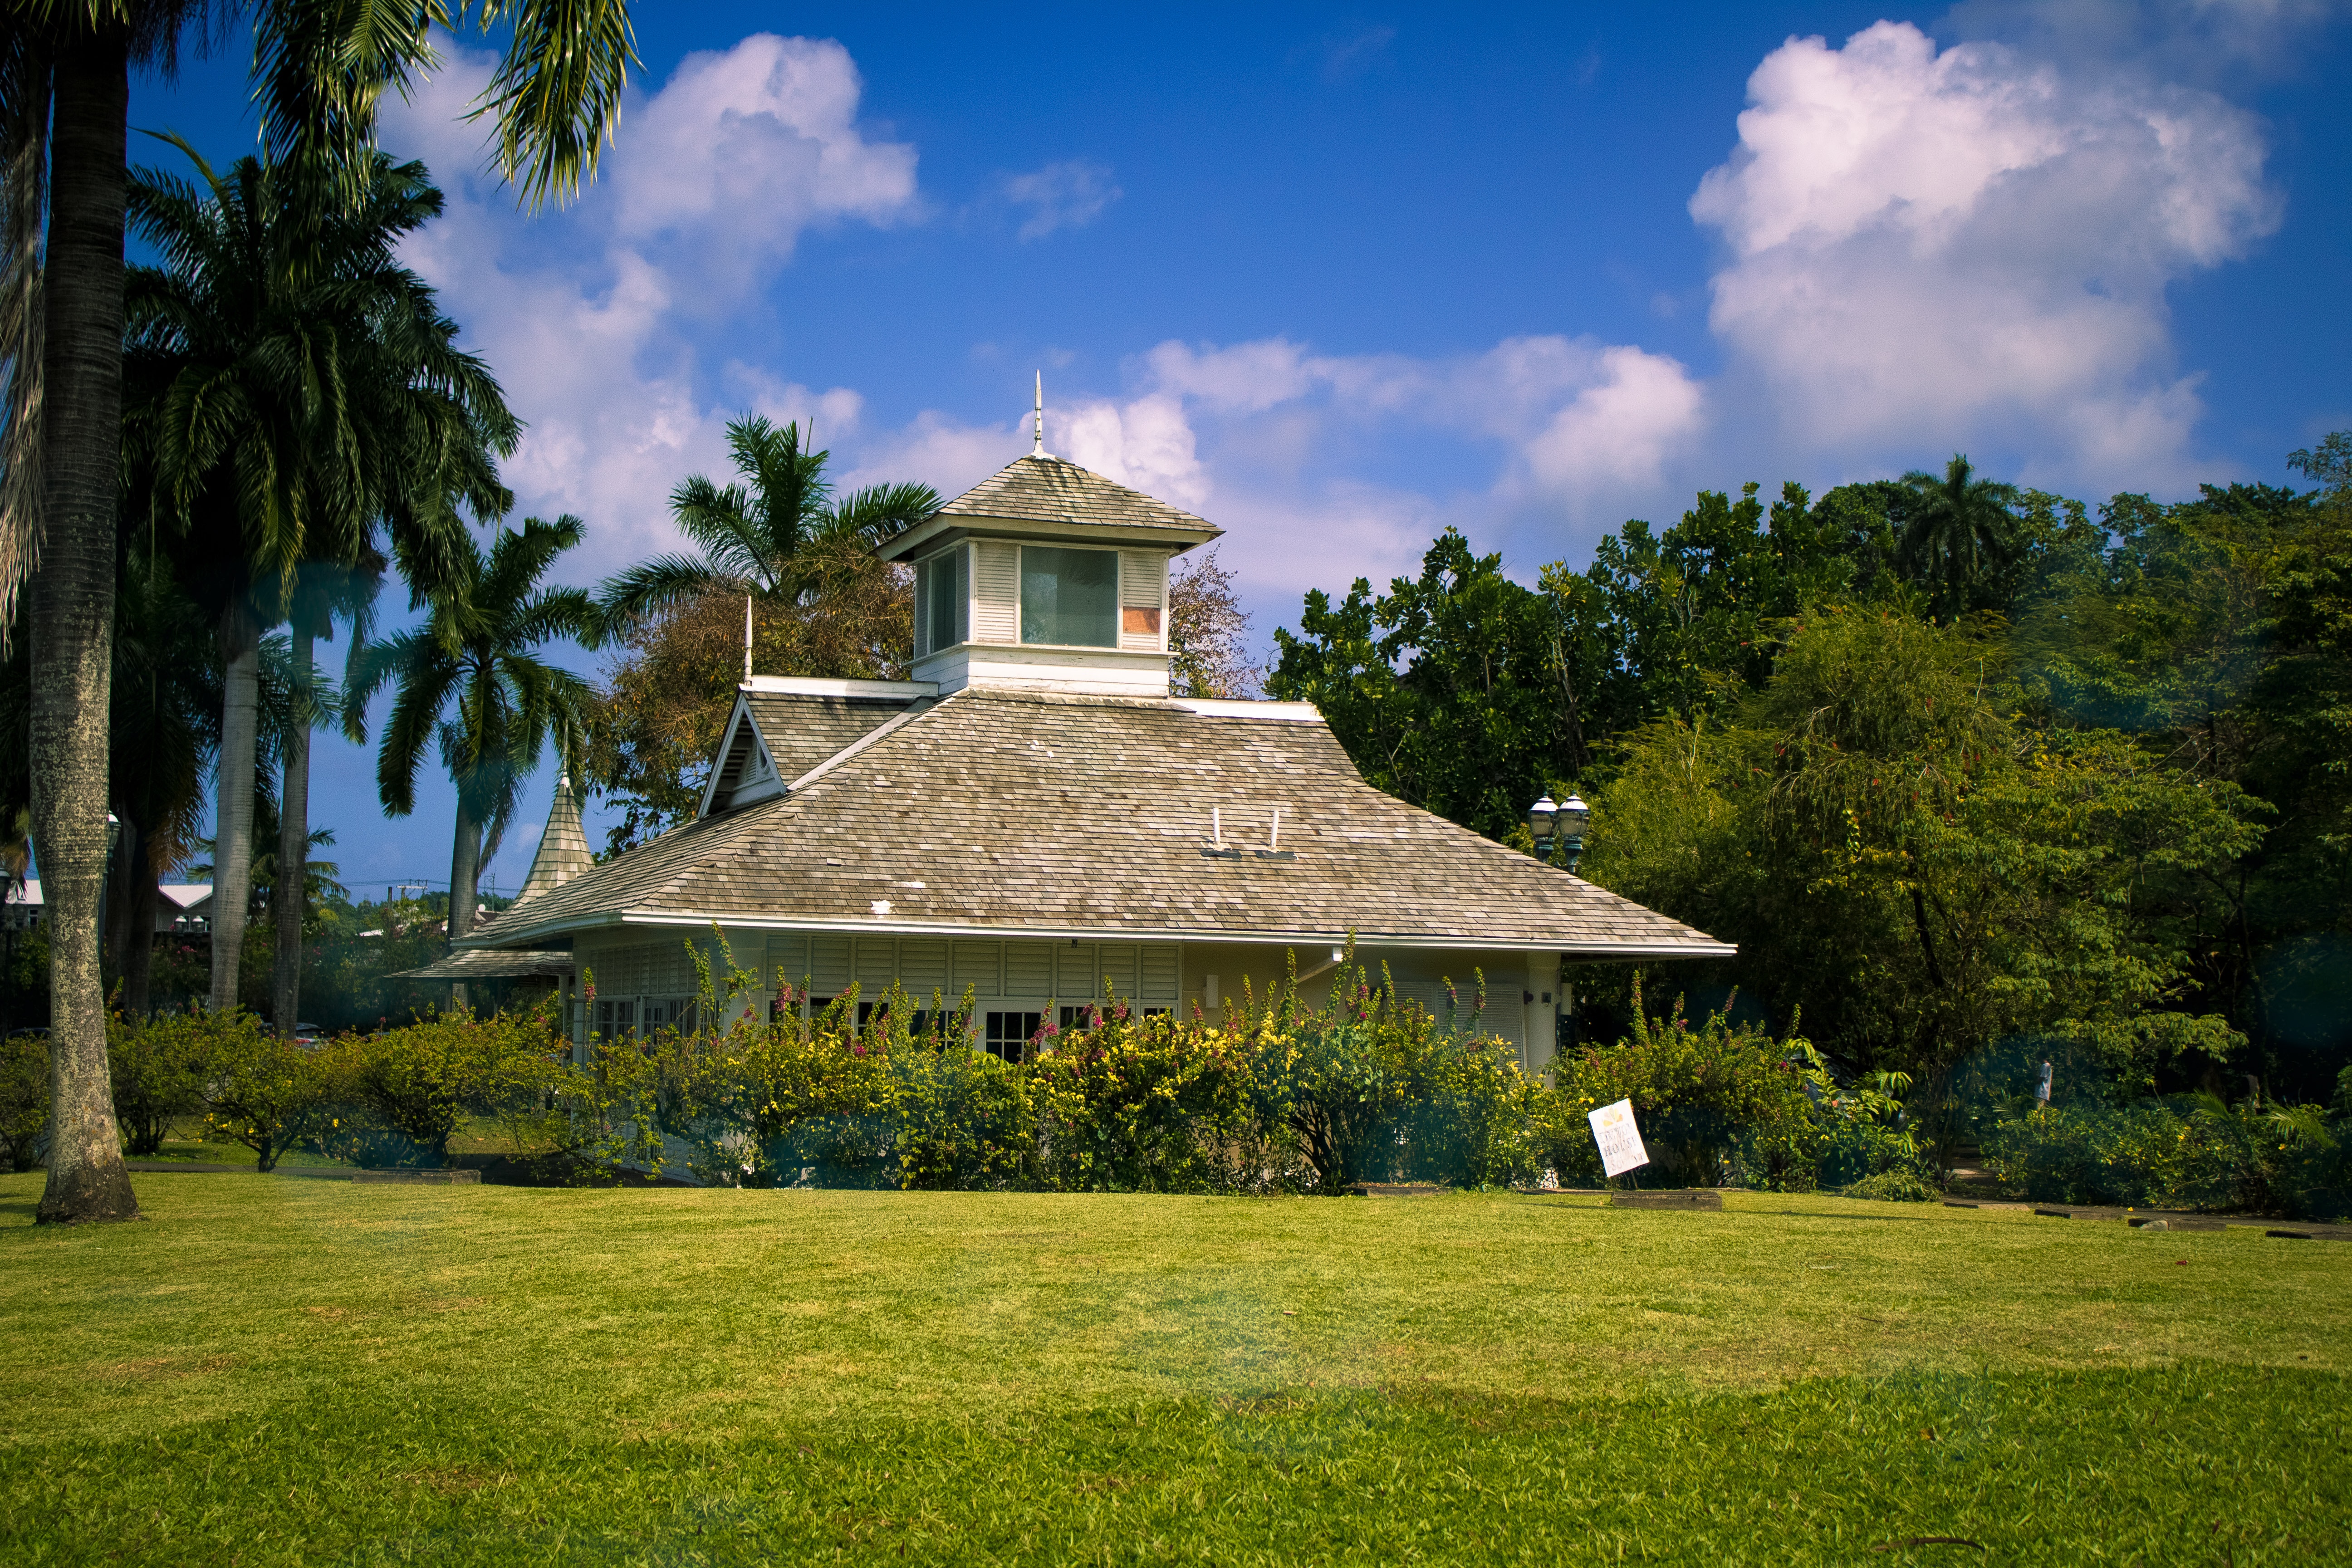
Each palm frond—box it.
[468,0,640,210]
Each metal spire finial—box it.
[1032,371,1045,457]
[744,595,754,683]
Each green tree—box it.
[588,416,934,853]
[595,415,937,625]
[1896,453,2021,620]
[346,514,601,981]
[0,0,632,1224]
[123,142,514,1032]
[1584,611,2262,1122]
[1269,529,1567,841]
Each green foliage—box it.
[1543,979,1824,1189]
[1984,1094,2349,1218]
[0,1029,43,1171]
[1268,529,1569,840]
[1279,440,2351,1116]
[576,942,1535,1194]
[1585,611,2261,1103]
[105,1006,207,1155]
[312,1010,566,1168]
[1842,1167,1938,1202]
[194,1012,332,1172]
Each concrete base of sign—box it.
[1351,1182,1439,1196]
[1608,1190,1723,1210]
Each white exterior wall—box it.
[909,643,1172,697]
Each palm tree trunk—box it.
[103,805,140,978]
[272,622,311,1036]
[30,26,137,1225]
[122,860,159,1021]
[209,606,259,1014]
[446,795,480,1012]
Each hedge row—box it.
[0,948,1938,1196]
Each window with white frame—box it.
[1019,546,1118,647]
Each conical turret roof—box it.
[513,760,590,907]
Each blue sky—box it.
[124,1,2352,902]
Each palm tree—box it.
[0,0,634,1225]
[1896,454,2022,620]
[597,415,938,627]
[123,142,515,1035]
[103,548,218,1022]
[346,515,601,1001]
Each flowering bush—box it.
[193,1011,330,1171]
[573,940,1534,1193]
[1540,978,1822,1189]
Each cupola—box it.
[875,379,1221,697]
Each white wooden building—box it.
[460,447,1732,1072]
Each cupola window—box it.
[1019,545,1118,647]
[917,547,968,656]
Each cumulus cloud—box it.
[1690,20,2280,491]
[382,34,918,575]
[1002,159,1122,240]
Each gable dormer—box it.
[877,453,1220,698]
[699,676,931,817]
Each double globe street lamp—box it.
[1527,792,1591,871]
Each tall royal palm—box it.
[1897,454,2023,621]
[124,143,515,1033]
[0,2,631,1224]
[596,415,938,627]
[346,515,601,990]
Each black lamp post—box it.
[1528,792,1592,871]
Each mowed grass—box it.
[1,1174,2346,1565]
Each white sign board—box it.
[1588,1098,1651,1179]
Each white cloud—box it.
[1689,20,2280,491]
[1059,393,1210,510]
[1002,159,1122,240]
[382,34,918,575]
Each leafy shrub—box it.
[1844,1167,1936,1202]
[196,1012,332,1171]
[106,1007,206,1155]
[314,1009,567,1167]
[585,942,1537,1194]
[1542,978,1819,1188]
[0,1030,45,1171]
[1982,1095,2347,1218]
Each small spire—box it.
[1032,371,1046,457]
[744,595,754,683]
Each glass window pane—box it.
[1020,547,1117,647]
[921,549,965,653]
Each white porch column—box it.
[1524,951,1563,1078]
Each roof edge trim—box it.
[470,906,1735,958]
[742,675,939,699]
[1171,698,1324,723]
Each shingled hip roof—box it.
[469,689,1730,957]
[877,453,1221,560]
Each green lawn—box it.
[1,1173,2345,1565]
